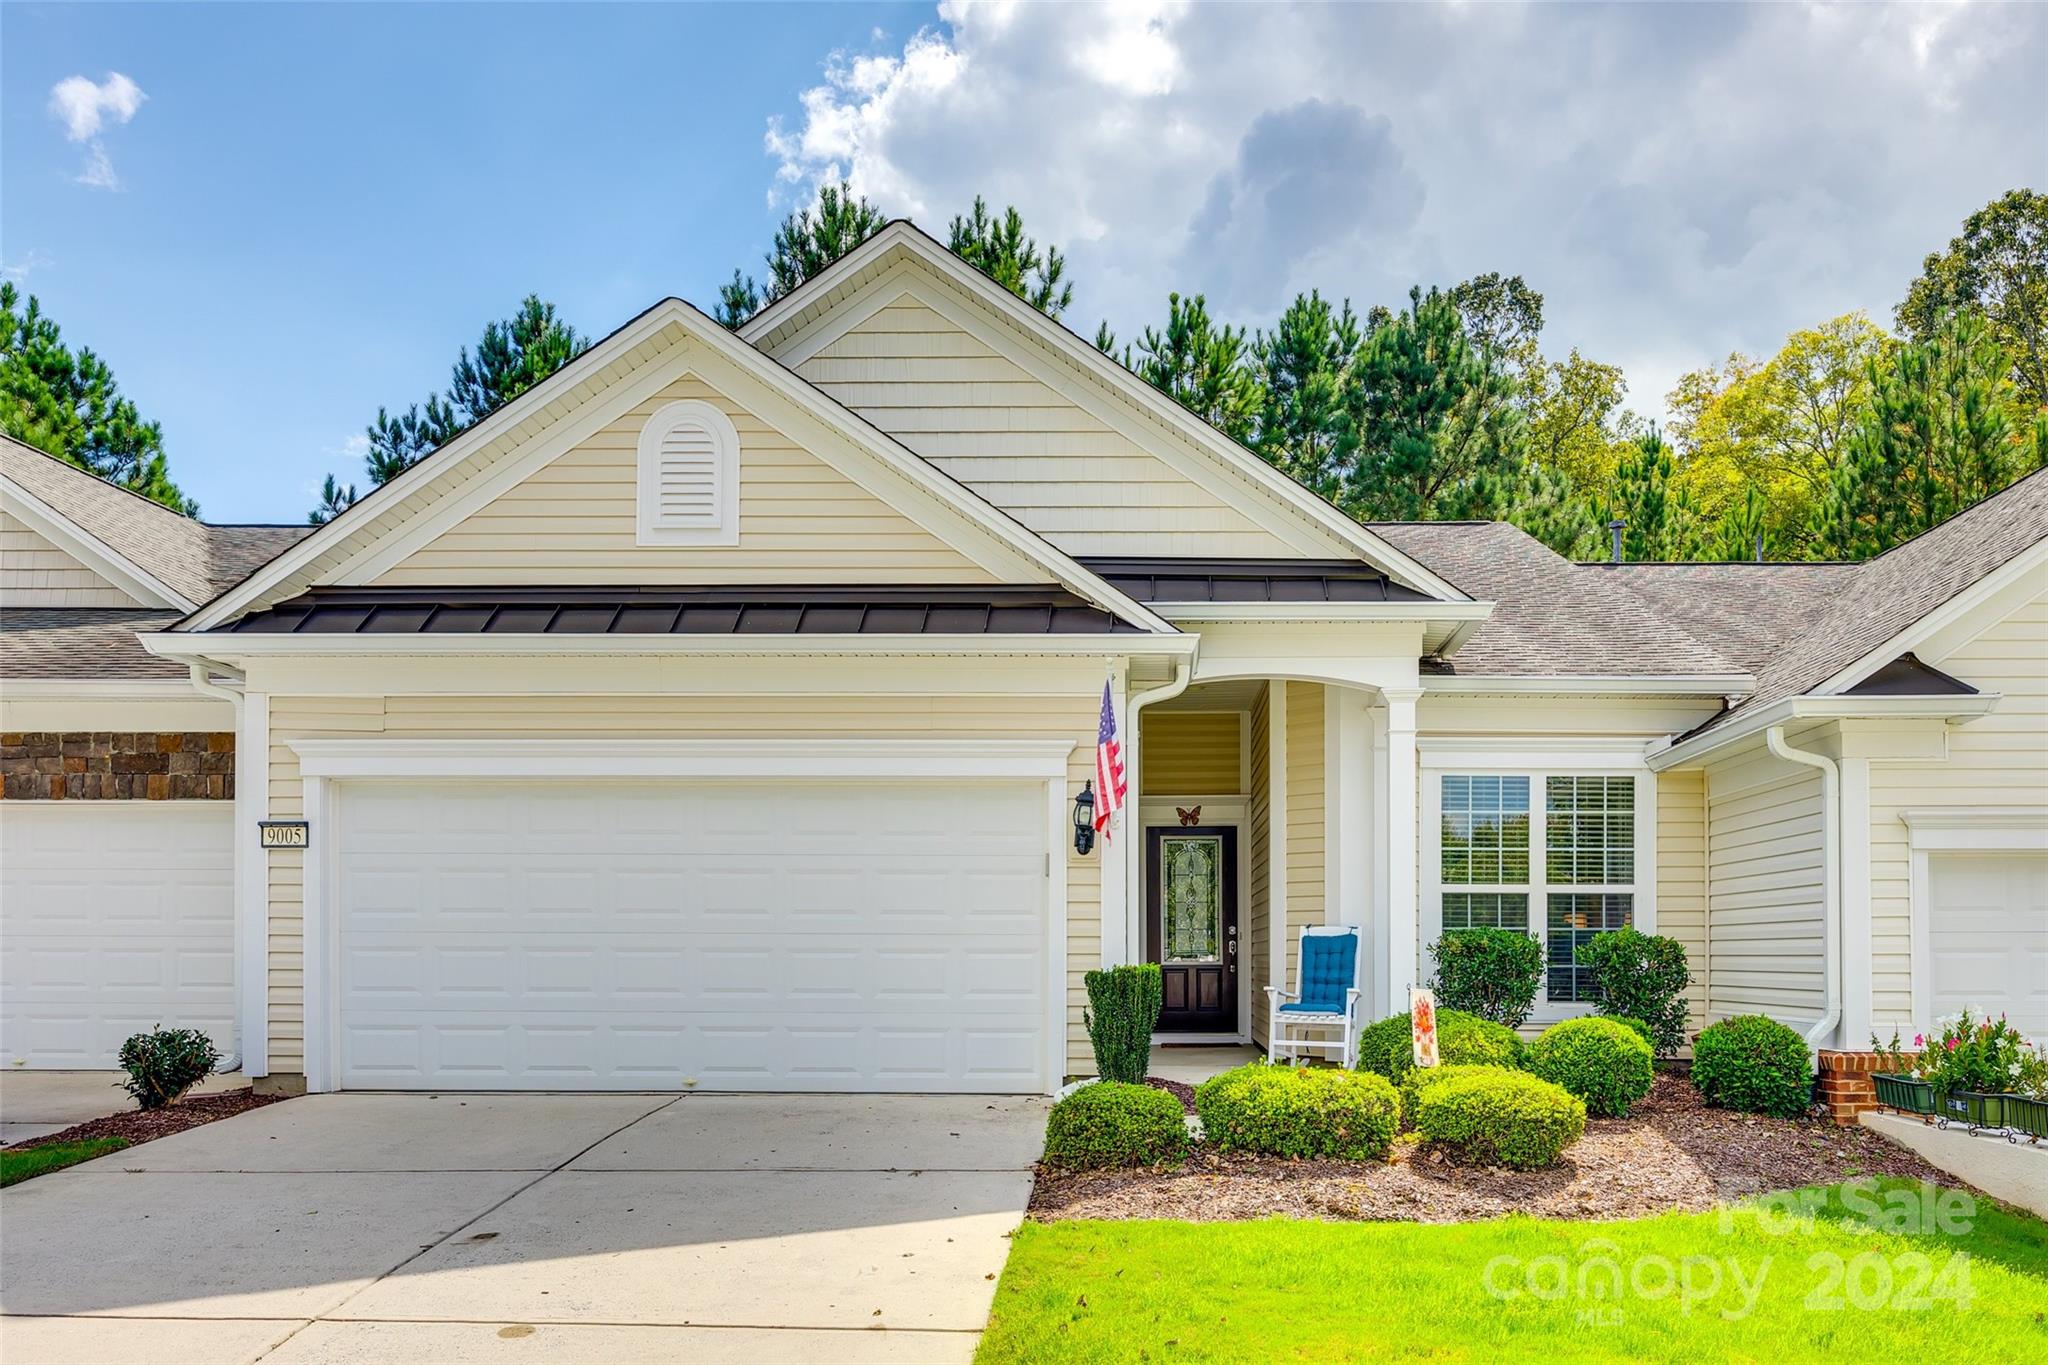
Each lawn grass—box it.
[977,1181,2048,1363]
[0,1137,132,1188]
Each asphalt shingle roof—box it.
[1595,562,1863,673]
[0,608,188,679]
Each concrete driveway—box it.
[0,1091,1045,1364]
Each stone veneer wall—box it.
[0,731,235,800]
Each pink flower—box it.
[1946,1037,1958,1051]
[1913,1035,1924,1047]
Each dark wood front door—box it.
[1146,826,1239,1033]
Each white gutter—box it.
[1766,726,1841,1051]
[1426,673,1755,698]
[1646,692,2000,771]
[184,661,248,1075]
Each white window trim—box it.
[1901,807,2048,1036]
[636,398,740,546]
[1420,749,1657,1026]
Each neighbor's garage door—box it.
[1,804,235,1068]
[1928,853,2048,1037]
[335,781,1049,1092]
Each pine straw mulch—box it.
[1032,1073,1953,1225]
[9,1089,286,1153]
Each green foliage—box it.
[1082,964,1162,1084]
[1577,926,1692,1059]
[1525,1016,1655,1117]
[1042,1081,1188,1169]
[1251,290,1361,499]
[1909,1007,2032,1098]
[0,283,193,513]
[1127,293,1264,444]
[1355,1007,1523,1084]
[1690,1015,1813,1118]
[1194,1064,1399,1161]
[1427,927,1543,1028]
[947,196,1072,318]
[1412,1067,1586,1169]
[117,1027,221,1110]
[1,1137,132,1188]
[1898,188,2048,409]
[1396,1061,1514,1122]
[1601,427,1705,560]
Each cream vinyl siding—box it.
[262,693,1098,1077]
[374,374,997,586]
[1657,769,1710,1024]
[1142,712,1243,796]
[1284,682,1325,996]
[1867,583,2048,1023]
[1247,686,1272,1049]
[0,510,142,607]
[796,298,1296,558]
[1703,755,1826,1023]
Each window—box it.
[1427,764,1650,1013]
[636,399,740,545]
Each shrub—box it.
[1427,928,1543,1028]
[1083,964,1162,1084]
[1691,1015,1814,1118]
[1042,1082,1189,1169]
[1396,1062,1512,1122]
[1907,1008,2029,1099]
[1195,1064,1400,1160]
[1355,1008,1522,1085]
[1614,1016,1656,1047]
[1414,1069,1587,1170]
[117,1027,221,1110]
[1525,1017,1655,1117]
[1578,927,1692,1061]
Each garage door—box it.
[1929,853,2048,1037]
[335,781,1049,1091]
[1,804,235,1068]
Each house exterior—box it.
[3,222,2042,1100]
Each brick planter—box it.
[0,732,235,801]
[1817,1050,1917,1126]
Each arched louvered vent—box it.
[636,399,740,545]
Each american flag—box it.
[1094,679,1126,840]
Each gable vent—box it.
[636,399,740,546]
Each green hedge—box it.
[1413,1069,1587,1170]
[1578,927,1692,1060]
[1691,1015,1814,1118]
[1355,1008,1522,1084]
[1043,1082,1189,1169]
[1195,1064,1400,1161]
[1083,964,1162,1084]
[1396,1062,1514,1123]
[1525,1016,1655,1117]
[1427,928,1543,1029]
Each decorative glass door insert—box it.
[1161,835,1223,962]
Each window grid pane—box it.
[1443,892,1530,931]
[1546,893,1633,1002]
[1441,775,1531,885]
[1546,776,1635,884]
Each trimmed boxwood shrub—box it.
[117,1027,220,1111]
[1195,1064,1400,1161]
[1042,1082,1189,1169]
[1427,928,1543,1028]
[1578,927,1692,1060]
[1414,1069,1587,1170]
[1356,1008,1523,1084]
[1082,964,1162,1084]
[1396,1062,1513,1123]
[1525,1016,1655,1117]
[1692,1015,1814,1118]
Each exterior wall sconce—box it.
[1072,781,1096,856]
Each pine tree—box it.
[1710,484,1772,562]
[947,197,1072,318]
[1252,291,1362,500]
[1605,427,1703,560]
[1128,293,1264,445]
[714,183,888,329]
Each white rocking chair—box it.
[1264,926,1364,1068]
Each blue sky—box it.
[5,2,2041,524]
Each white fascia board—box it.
[1811,536,2048,697]
[0,678,204,698]
[289,736,1077,781]
[0,474,198,611]
[1645,692,2002,771]
[139,630,1199,662]
[745,227,1472,603]
[1423,673,1755,697]
[1152,601,1494,625]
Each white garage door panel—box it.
[1929,853,2048,1037]
[1,804,235,1068]
[336,782,1048,1091]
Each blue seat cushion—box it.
[1290,932,1357,1014]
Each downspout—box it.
[1120,658,1194,962]
[1766,726,1841,1050]
[188,661,248,1074]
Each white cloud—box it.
[48,72,146,191]
[768,2,2045,418]
[2,249,54,284]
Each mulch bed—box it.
[1033,1073,1953,1225]
[10,1089,285,1153]
[1144,1076,1198,1114]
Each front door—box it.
[1145,826,1239,1033]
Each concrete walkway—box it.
[1147,1044,1262,1085]
[0,1070,249,1147]
[0,1091,1046,1364]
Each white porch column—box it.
[238,690,270,1078]
[1381,687,1423,1013]
[1324,687,1370,934]
[1266,680,1289,1003]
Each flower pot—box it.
[2003,1093,2048,1143]
[1937,1089,2007,1132]
[1871,1072,1936,1116]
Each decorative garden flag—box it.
[1094,679,1126,841]
[1411,987,1440,1068]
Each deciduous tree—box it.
[1897,189,2048,409]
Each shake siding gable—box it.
[1,509,144,607]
